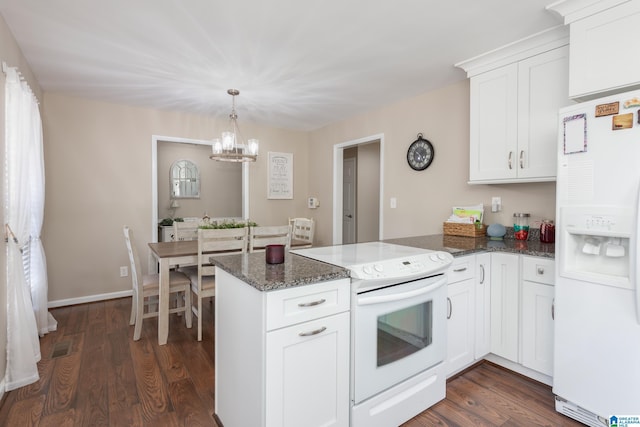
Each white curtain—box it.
[4,64,55,391]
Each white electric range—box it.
[292,242,453,427]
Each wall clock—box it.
[407,133,434,171]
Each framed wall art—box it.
[268,152,293,199]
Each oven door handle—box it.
[356,276,447,306]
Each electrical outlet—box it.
[491,197,502,213]
[120,266,128,277]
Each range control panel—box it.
[349,251,454,280]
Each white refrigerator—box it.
[554,89,640,426]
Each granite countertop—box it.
[212,232,554,292]
[210,252,350,292]
[384,234,555,259]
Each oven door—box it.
[352,275,447,404]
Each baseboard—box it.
[48,290,133,308]
[483,353,553,386]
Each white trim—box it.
[48,290,133,308]
[454,25,569,78]
[546,0,629,23]
[332,134,385,245]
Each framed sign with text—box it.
[268,152,293,199]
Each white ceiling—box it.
[0,0,562,131]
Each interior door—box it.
[342,157,356,244]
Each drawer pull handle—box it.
[552,298,555,320]
[299,326,326,337]
[508,151,513,170]
[453,267,467,273]
[537,267,545,275]
[447,297,452,320]
[479,265,485,284]
[519,150,525,169]
[298,298,326,308]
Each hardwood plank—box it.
[104,297,132,334]
[168,378,217,426]
[3,394,45,427]
[74,312,109,427]
[439,375,511,425]
[129,334,174,422]
[39,408,76,427]
[43,333,84,416]
[106,328,140,416]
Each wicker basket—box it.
[443,222,487,238]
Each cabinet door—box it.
[266,312,350,427]
[469,63,518,182]
[570,0,640,98]
[490,253,520,362]
[516,46,570,179]
[475,253,491,359]
[446,278,475,376]
[522,281,554,376]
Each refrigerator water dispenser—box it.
[559,206,633,290]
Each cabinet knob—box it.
[537,267,545,275]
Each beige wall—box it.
[308,80,556,245]
[0,14,44,392]
[42,93,309,303]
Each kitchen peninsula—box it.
[212,233,555,427]
[212,252,351,427]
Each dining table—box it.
[148,238,313,345]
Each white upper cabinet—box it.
[457,26,572,184]
[548,0,640,100]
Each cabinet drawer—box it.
[266,279,350,331]
[447,256,475,284]
[522,256,555,285]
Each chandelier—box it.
[210,89,259,162]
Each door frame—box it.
[332,133,384,245]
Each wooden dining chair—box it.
[123,225,192,341]
[288,217,315,248]
[248,225,292,252]
[187,227,248,341]
[173,221,199,241]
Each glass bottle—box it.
[513,213,530,240]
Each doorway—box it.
[332,134,383,245]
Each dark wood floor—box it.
[0,297,584,427]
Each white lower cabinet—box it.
[445,253,492,377]
[474,253,491,359]
[446,255,475,376]
[521,256,555,377]
[487,253,555,383]
[266,311,350,427]
[215,272,350,427]
[490,252,520,362]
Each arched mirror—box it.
[170,159,200,198]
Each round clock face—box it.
[407,137,434,171]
